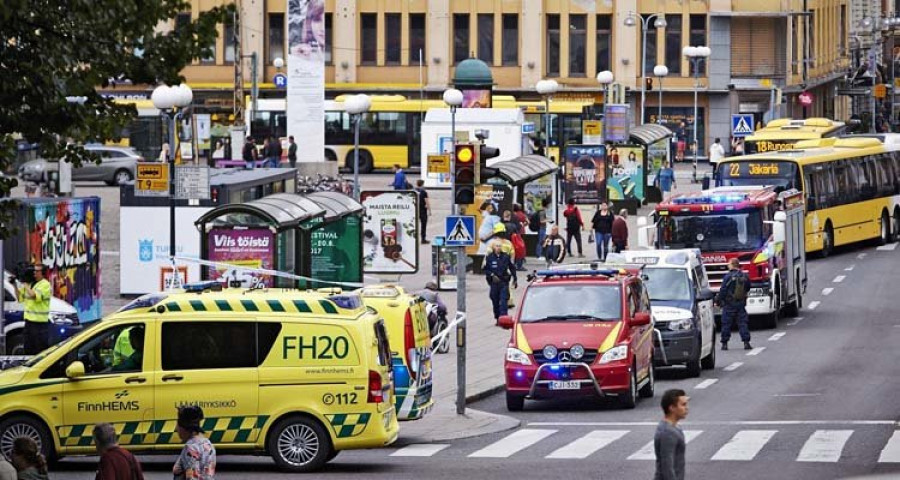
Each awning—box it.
[628,124,674,146]
[305,191,364,222]
[490,155,558,185]
[195,193,326,230]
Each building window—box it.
[385,13,401,64]
[409,13,426,64]
[454,14,470,64]
[807,10,815,69]
[665,14,682,75]
[175,12,191,35]
[689,15,706,75]
[838,6,846,58]
[502,14,518,66]
[792,15,800,75]
[569,14,586,76]
[267,13,285,64]
[478,14,494,65]
[596,15,611,73]
[325,13,332,65]
[642,15,657,76]
[224,19,235,64]
[360,13,377,64]
[546,14,560,76]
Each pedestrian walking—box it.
[261,138,271,167]
[17,264,51,355]
[611,209,629,253]
[731,137,744,156]
[541,225,566,267]
[223,138,232,161]
[242,136,257,169]
[535,198,551,259]
[10,437,48,480]
[716,258,752,350]
[501,210,519,236]
[173,406,216,480]
[512,204,529,233]
[158,142,170,162]
[654,389,689,480]
[93,423,144,480]
[563,198,584,257]
[390,164,409,190]
[269,136,282,167]
[483,241,517,323]
[709,137,725,166]
[287,135,297,168]
[414,179,431,244]
[591,201,615,261]
[658,163,676,199]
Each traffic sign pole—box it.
[449,107,467,416]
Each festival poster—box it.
[287,0,325,163]
[564,145,606,204]
[206,228,275,287]
[462,89,491,108]
[308,216,363,288]
[607,145,645,202]
[360,191,419,274]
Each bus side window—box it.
[804,172,817,211]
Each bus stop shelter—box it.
[626,124,674,204]
[195,191,366,289]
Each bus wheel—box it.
[882,211,895,245]
[324,149,337,163]
[893,208,900,240]
[346,150,373,173]
[820,223,834,258]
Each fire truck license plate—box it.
[549,381,580,390]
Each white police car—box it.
[606,250,716,377]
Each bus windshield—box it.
[716,160,801,192]
[659,210,766,252]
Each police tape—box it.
[171,256,383,289]
[430,311,466,348]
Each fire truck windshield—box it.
[659,210,766,252]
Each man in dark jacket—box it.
[483,241,517,322]
[611,209,629,253]
[242,136,257,169]
[715,258,752,350]
[591,201,615,261]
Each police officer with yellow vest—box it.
[17,264,51,354]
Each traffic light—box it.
[454,143,476,204]
[477,142,501,184]
[645,77,654,91]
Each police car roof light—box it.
[328,294,363,310]
[183,281,223,293]
[535,269,625,278]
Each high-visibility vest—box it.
[19,279,51,323]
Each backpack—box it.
[528,211,541,232]
[729,271,749,302]
[510,233,526,260]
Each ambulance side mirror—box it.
[65,361,85,379]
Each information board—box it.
[136,162,169,197]
[174,165,211,200]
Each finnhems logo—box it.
[139,239,153,262]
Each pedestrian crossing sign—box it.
[445,216,476,246]
[732,114,755,138]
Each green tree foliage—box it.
[0,0,233,238]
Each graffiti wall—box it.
[21,198,102,321]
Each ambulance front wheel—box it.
[0,415,54,465]
[267,415,333,473]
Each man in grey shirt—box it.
[655,389,689,480]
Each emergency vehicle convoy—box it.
[0,285,400,473]
[641,186,807,328]
[498,267,656,411]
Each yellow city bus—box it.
[715,135,900,255]
[742,118,847,154]
[250,95,594,172]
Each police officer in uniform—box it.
[715,258,752,350]
[17,264,52,354]
[483,241,517,324]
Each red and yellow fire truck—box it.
[640,186,807,328]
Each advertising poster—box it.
[360,191,419,274]
[308,216,363,288]
[646,107,706,157]
[646,139,669,186]
[462,89,491,108]
[206,227,275,288]
[604,104,631,144]
[523,176,553,235]
[287,0,325,163]
[459,184,512,255]
[564,145,607,204]
[432,246,460,291]
[20,198,102,321]
[607,145,645,202]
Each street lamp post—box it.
[442,88,464,415]
[345,94,371,200]
[625,12,668,125]
[152,84,193,269]
[536,79,560,224]
[683,46,711,183]
[653,65,669,124]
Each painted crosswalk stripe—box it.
[694,378,718,389]
[628,431,703,460]
[724,362,743,371]
[857,253,867,259]
[768,332,786,342]
[833,275,846,283]
[845,265,855,271]
[808,301,820,310]
[546,430,629,459]
[877,243,898,251]
[878,431,900,462]
[469,429,557,458]
[822,288,834,296]
[391,444,450,457]
[747,347,766,356]
[711,430,777,461]
[787,316,804,326]
[796,430,853,462]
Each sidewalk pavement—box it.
[368,167,704,443]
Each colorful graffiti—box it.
[24,198,102,321]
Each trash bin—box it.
[701,174,711,190]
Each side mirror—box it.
[632,312,652,326]
[65,361,85,379]
[497,315,515,330]
[697,288,715,302]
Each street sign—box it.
[445,216,475,246]
[274,73,287,89]
[174,165,211,200]
[582,120,603,144]
[135,162,169,197]
[427,154,451,174]
[521,122,535,134]
[731,114,755,138]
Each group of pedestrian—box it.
[241,136,297,169]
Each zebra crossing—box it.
[387,427,900,465]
